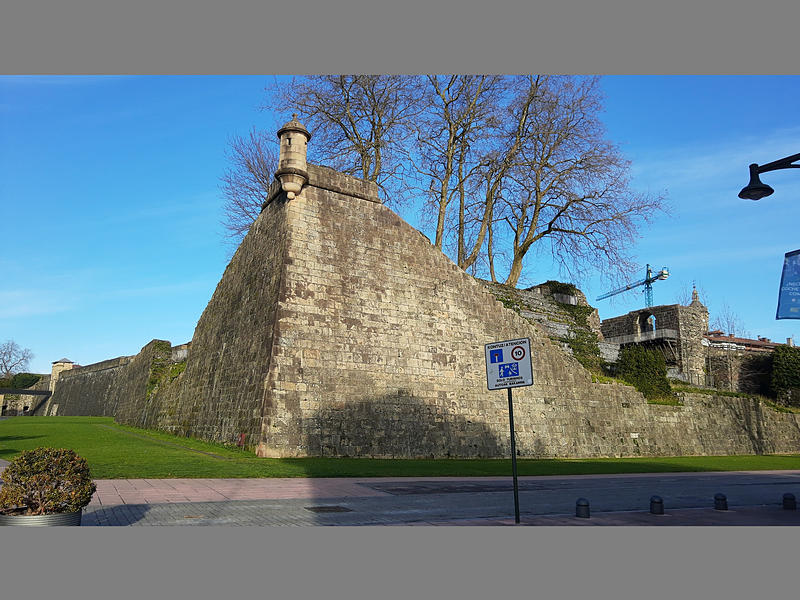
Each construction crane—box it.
[596,264,670,307]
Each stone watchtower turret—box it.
[50,358,76,392]
[274,114,311,200]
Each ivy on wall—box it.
[771,345,800,406]
[616,346,673,400]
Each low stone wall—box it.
[647,393,800,456]
[2,375,51,416]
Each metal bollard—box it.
[650,495,664,515]
[576,498,590,519]
[782,493,797,511]
[714,493,728,511]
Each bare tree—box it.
[0,340,33,379]
[711,301,751,338]
[411,75,504,251]
[220,127,278,247]
[414,75,665,286]
[457,76,549,277]
[707,301,753,393]
[493,76,666,287]
[265,75,421,203]
[219,75,665,289]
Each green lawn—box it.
[2,416,800,479]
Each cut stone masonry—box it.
[35,118,800,458]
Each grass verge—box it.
[2,416,800,479]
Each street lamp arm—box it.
[753,152,800,174]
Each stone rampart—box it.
[246,166,800,458]
[41,362,124,417]
[36,163,800,459]
[41,341,180,419]
[110,198,292,446]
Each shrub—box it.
[0,447,96,515]
[0,373,41,389]
[616,346,674,400]
[560,329,605,373]
[771,345,800,406]
[542,280,579,297]
[9,372,42,389]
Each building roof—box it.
[52,358,74,364]
[277,114,311,140]
[704,333,781,351]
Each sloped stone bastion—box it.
[39,119,800,458]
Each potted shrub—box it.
[0,447,96,526]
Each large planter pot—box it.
[0,510,82,526]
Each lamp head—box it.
[738,163,774,200]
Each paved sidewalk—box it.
[80,496,800,527]
[81,470,800,526]
[88,476,395,506]
[3,458,800,526]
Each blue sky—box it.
[1,75,798,374]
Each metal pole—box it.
[507,387,520,524]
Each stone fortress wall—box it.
[35,118,800,458]
[1,375,51,416]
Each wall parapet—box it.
[264,163,380,207]
[605,329,678,345]
[59,356,133,377]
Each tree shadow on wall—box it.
[301,391,507,461]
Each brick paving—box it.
[80,471,800,527]
[3,459,800,527]
[88,476,395,507]
[80,497,800,527]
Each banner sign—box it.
[777,249,800,320]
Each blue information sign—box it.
[777,249,800,320]
[484,338,533,390]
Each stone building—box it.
[600,288,709,385]
[703,332,792,394]
[600,290,795,394]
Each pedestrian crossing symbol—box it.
[498,362,519,378]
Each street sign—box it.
[484,337,534,524]
[484,338,533,390]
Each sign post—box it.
[506,387,520,523]
[485,337,534,524]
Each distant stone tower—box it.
[600,294,709,385]
[691,285,701,306]
[50,358,75,392]
[274,114,311,199]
